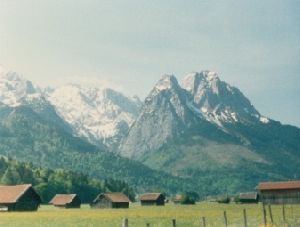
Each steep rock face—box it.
[119,74,228,159]
[47,84,141,149]
[181,71,266,126]
[120,75,186,158]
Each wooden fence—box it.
[121,204,296,226]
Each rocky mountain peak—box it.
[203,70,219,81]
[0,69,39,106]
[181,71,220,96]
[149,74,181,98]
[181,71,265,125]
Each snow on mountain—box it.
[47,84,141,149]
[181,71,269,126]
[153,74,177,91]
[0,67,141,150]
[0,68,43,106]
[259,116,270,124]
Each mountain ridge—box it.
[0,69,142,150]
[0,67,299,196]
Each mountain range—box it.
[0,67,299,196]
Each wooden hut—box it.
[0,184,41,211]
[49,194,81,208]
[257,180,300,204]
[238,192,258,203]
[90,193,130,209]
[140,193,165,206]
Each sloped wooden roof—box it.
[140,193,163,201]
[49,194,78,205]
[239,192,258,200]
[94,193,130,203]
[257,180,300,190]
[0,184,35,204]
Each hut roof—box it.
[49,194,78,205]
[94,193,130,203]
[0,184,34,204]
[239,192,258,200]
[140,193,163,201]
[257,180,300,190]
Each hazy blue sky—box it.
[0,0,299,127]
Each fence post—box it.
[262,204,267,227]
[122,218,128,227]
[202,217,206,227]
[172,219,176,227]
[223,211,228,227]
[282,204,286,223]
[268,204,273,224]
[243,209,247,227]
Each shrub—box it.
[180,193,196,205]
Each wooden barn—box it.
[90,193,130,209]
[257,180,300,204]
[238,192,258,203]
[140,193,165,206]
[49,194,81,208]
[0,184,41,211]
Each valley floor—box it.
[0,203,299,227]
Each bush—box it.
[217,196,230,204]
[180,193,196,205]
[233,195,240,203]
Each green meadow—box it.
[0,203,299,227]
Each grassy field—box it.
[0,202,299,227]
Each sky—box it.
[0,0,299,127]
